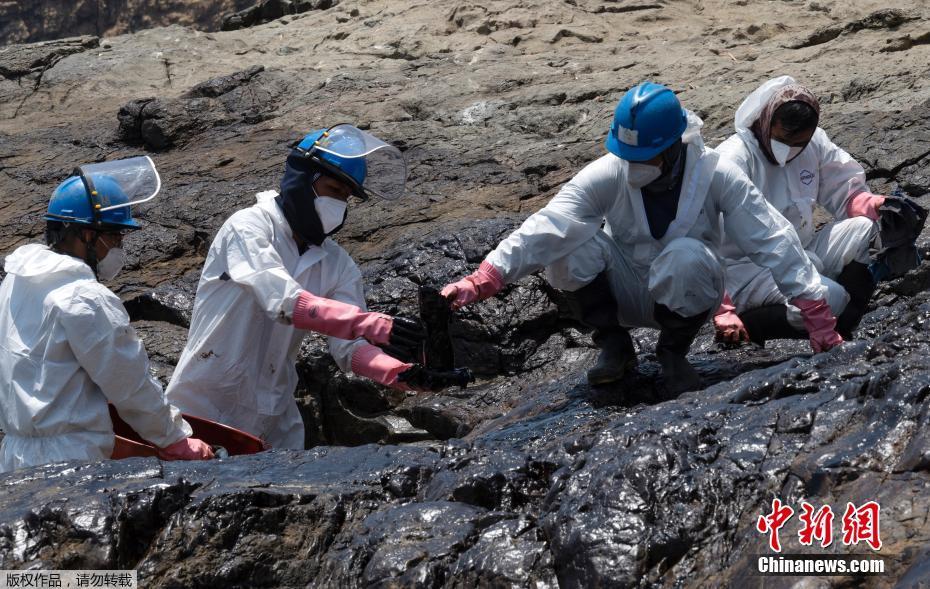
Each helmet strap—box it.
[71,166,104,275]
[74,166,103,227]
[77,229,101,277]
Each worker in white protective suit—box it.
[0,157,214,473]
[712,76,922,345]
[166,125,451,450]
[440,82,844,394]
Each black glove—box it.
[380,316,428,364]
[873,195,928,280]
[879,195,927,249]
[397,364,475,392]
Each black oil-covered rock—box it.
[221,0,338,32]
[4,285,930,586]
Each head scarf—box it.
[275,152,348,253]
[750,84,820,166]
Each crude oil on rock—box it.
[2,0,930,586]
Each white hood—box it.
[682,109,707,150]
[256,189,279,203]
[734,75,797,133]
[3,243,91,279]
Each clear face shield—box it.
[75,156,161,218]
[304,124,407,201]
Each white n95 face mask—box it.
[771,139,805,167]
[96,247,126,281]
[314,195,348,234]
[627,163,663,189]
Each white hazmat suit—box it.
[483,113,830,327]
[165,191,368,450]
[0,244,191,473]
[716,76,878,327]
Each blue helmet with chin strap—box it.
[277,124,406,249]
[45,174,141,230]
[293,128,368,199]
[605,82,688,162]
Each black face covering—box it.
[275,152,348,253]
[644,139,685,193]
[642,140,687,240]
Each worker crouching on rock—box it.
[0,157,214,473]
[713,76,926,346]
[166,125,449,450]
[441,82,843,394]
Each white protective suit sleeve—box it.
[715,161,829,301]
[61,286,191,449]
[717,138,753,179]
[323,259,369,373]
[221,217,305,323]
[485,157,618,283]
[812,128,869,221]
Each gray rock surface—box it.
[0,36,100,79]
[0,1,258,46]
[2,0,930,585]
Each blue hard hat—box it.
[295,128,368,198]
[45,174,141,229]
[605,82,688,162]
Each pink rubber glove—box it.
[713,293,749,344]
[846,191,886,222]
[293,290,392,345]
[440,261,505,310]
[351,344,413,390]
[157,437,215,461]
[792,298,844,353]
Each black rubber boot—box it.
[562,272,637,385]
[653,303,708,395]
[738,304,807,346]
[588,330,638,385]
[834,261,877,339]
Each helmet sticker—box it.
[618,125,639,147]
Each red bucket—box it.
[109,404,270,459]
